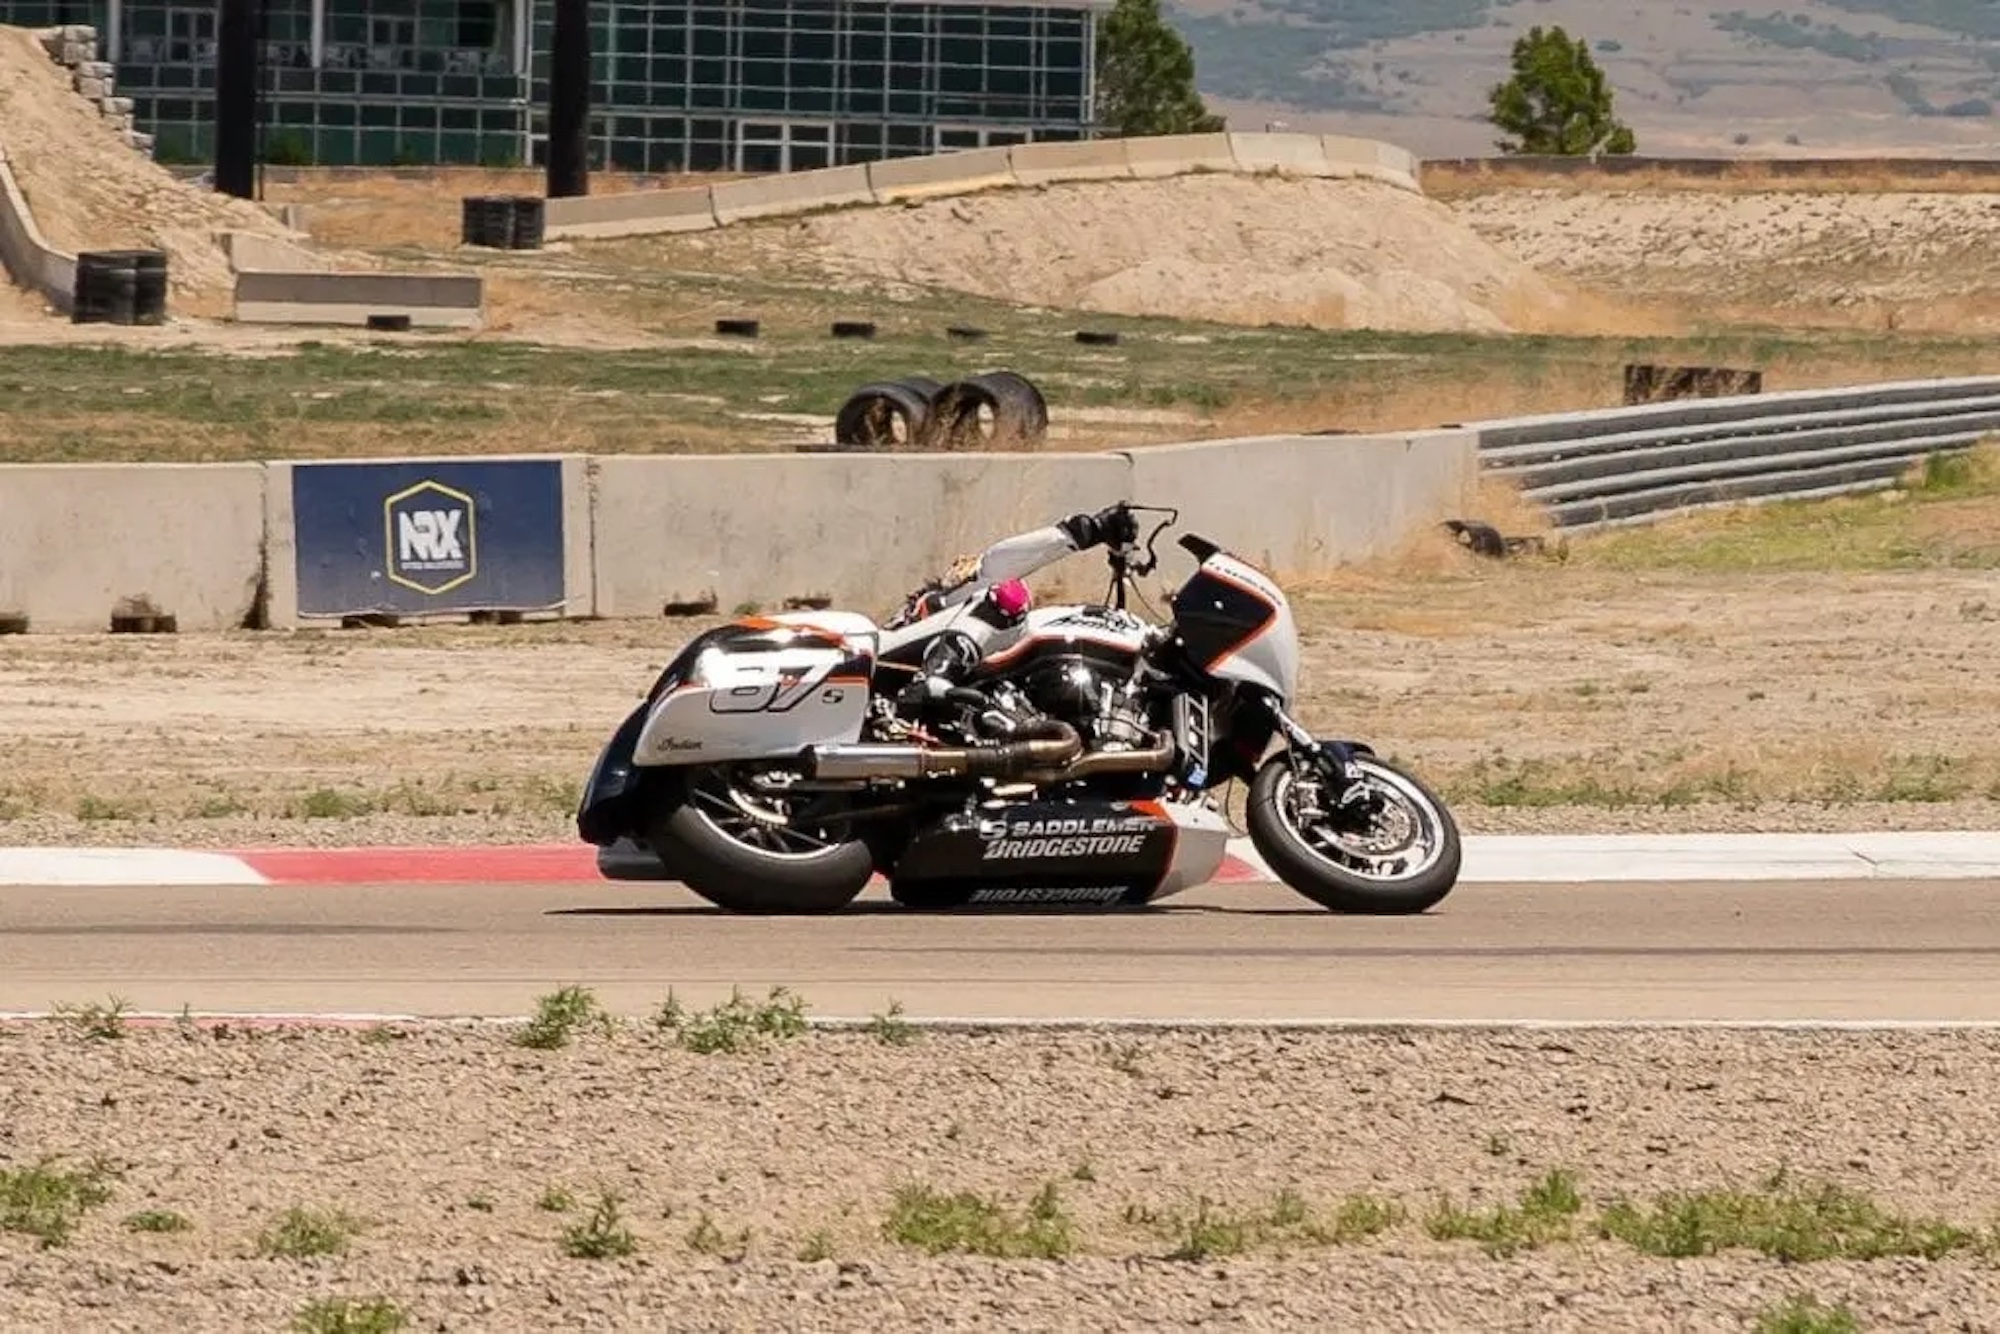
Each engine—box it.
[934,653,1150,757]
[1013,656,1152,749]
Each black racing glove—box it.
[1058,503,1139,551]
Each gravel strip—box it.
[2,1026,1997,1330]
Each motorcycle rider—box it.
[884,502,1141,718]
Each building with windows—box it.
[1,0,1103,169]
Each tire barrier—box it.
[1441,519,1558,561]
[830,320,877,339]
[833,376,943,449]
[460,196,547,251]
[830,370,1048,451]
[715,318,760,338]
[1075,330,1121,346]
[929,370,1050,450]
[72,249,167,326]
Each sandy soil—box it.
[1,1024,1997,1330]
[4,558,1999,849]
[1449,186,2000,330]
[675,174,1591,335]
[0,29,305,315]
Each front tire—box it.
[648,765,875,914]
[1247,751,1461,914]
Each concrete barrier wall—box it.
[543,130,1426,240]
[0,463,265,631]
[710,164,874,223]
[0,431,1471,633]
[1121,431,1479,585]
[0,146,75,315]
[232,270,484,329]
[542,186,718,238]
[589,452,1132,617]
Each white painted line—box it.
[0,848,269,886]
[6,1011,2000,1032]
[1459,832,2000,882]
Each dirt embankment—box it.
[683,173,1604,335]
[1448,186,2000,331]
[0,26,302,313]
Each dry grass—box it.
[1423,160,2000,201]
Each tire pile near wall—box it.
[460,196,546,250]
[72,249,167,325]
[832,370,1049,450]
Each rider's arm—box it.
[931,506,1136,610]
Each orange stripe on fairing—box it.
[1195,566,1280,674]
[979,630,1141,670]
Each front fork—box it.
[1265,699,1362,786]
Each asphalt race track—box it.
[4,877,1998,1024]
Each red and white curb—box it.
[4,831,2000,886]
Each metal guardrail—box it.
[1470,376,2000,530]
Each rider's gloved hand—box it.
[1058,503,1138,551]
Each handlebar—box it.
[1102,502,1179,610]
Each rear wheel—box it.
[1247,751,1461,914]
[648,764,875,914]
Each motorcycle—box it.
[575,502,1462,914]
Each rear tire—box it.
[648,766,874,914]
[1247,751,1461,914]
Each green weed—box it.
[559,1191,637,1259]
[883,1181,1074,1259]
[656,986,810,1054]
[0,1158,118,1247]
[290,1296,408,1334]
[1425,1168,1585,1258]
[513,985,613,1050]
[256,1206,366,1259]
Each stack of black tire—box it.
[832,370,1049,451]
[72,250,168,326]
[461,196,547,250]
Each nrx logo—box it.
[383,479,477,595]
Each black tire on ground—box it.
[1246,752,1462,914]
[647,785,874,915]
[929,370,1049,449]
[834,379,936,448]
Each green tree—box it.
[1487,26,1637,156]
[1095,0,1227,137]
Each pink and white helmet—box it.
[989,578,1033,620]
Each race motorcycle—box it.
[575,502,1462,914]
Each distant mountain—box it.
[1172,0,2000,156]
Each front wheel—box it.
[648,764,875,914]
[1247,751,1461,914]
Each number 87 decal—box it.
[709,658,842,714]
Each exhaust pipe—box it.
[1024,734,1176,783]
[804,723,1176,784]
[805,721,1083,781]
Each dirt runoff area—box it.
[2,1022,1998,1331]
[3,544,2000,848]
